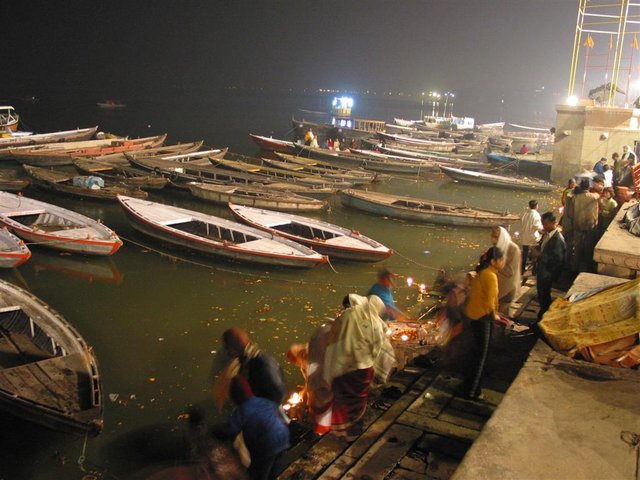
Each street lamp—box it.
[420,92,425,120]
[430,91,441,117]
[443,92,455,117]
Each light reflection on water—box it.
[0,94,559,479]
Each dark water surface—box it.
[0,93,558,479]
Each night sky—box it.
[3,0,577,120]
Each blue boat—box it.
[486,153,552,179]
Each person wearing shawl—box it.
[490,226,521,315]
[311,294,396,436]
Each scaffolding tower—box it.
[568,0,640,107]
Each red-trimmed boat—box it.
[249,134,297,153]
[0,192,122,256]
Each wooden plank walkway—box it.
[278,277,547,480]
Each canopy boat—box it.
[230,204,392,262]
[439,166,557,192]
[117,196,327,268]
[0,127,98,150]
[9,134,167,166]
[262,154,381,185]
[187,183,327,212]
[0,228,31,268]
[0,278,102,434]
[23,165,149,201]
[73,158,169,190]
[340,189,518,227]
[0,107,19,132]
[0,192,122,255]
[486,153,552,179]
[249,134,297,153]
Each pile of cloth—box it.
[540,278,640,368]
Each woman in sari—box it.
[309,294,395,436]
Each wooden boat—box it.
[486,153,552,179]
[0,192,122,255]
[128,156,337,198]
[273,152,388,181]
[86,141,205,165]
[0,278,102,434]
[0,127,98,150]
[340,189,518,227]
[263,153,381,185]
[117,196,328,268]
[187,183,327,212]
[9,134,167,166]
[0,228,31,268]
[0,106,19,132]
[249,134,297,153]
[0,169,30,192]
[23,165,149,201]
[230,204,392,262]
[439,166,557,192]
[155,148,228,166]
[97,100,126,109]
[73,158,169,190]
[294,145,436,175]
[211,157,354,189]
[376,132,463,150]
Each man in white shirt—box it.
[519,199,543,275]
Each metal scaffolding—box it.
[568,0,640,106]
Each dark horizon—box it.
[4,0,578,124]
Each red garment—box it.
[330,367,374,431]
[519,145,529,154]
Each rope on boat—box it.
[393,249,447,273]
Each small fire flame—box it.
[406,277,414,287]
[419,284,426,294]
[289,392,301,406]
[401,334,409,342]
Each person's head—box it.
[229,375,254,406]
[475,246,505,273]
[528,199,538,210]
[222,327,250,358]
[604,187,615,198]
[623,145,630,153]
[579,178,591,191]
[490,226,509,246]
[567,178,577,188]
[541,211,557,232]
[599,157,607,163]
[377,268,395,287]
[603,164,610,172]
[612,152,620,161]
[592,177,605,191]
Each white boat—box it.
[0,228,31,267]
[229,204,392,262]
[0,192,122,255]
[117,196,328,268]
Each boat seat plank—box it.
[0,353,85,412]
[45,226,98,239]
[235,238,299,255]
[0,331,53,368]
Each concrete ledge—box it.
[452,273,640,480]
[594,201,640,278]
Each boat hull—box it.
[118,197,326,269]
[340,190,517,228]
[440,166,556,192]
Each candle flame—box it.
[289,392,301,405]
[419,284,426,293]
[406,277,414,287]
[401,334,409,342]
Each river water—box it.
[0,93,558,479]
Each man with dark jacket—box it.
[533,212,566,320]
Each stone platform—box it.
[452,272,640,480]
[594,200,640,278]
